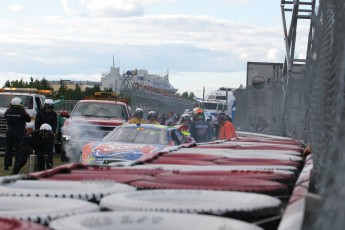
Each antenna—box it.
[113,54,115,68]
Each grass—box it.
[0,153,67,177]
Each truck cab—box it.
[199,100,227,117]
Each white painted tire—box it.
[0,175,26,184]
[0,180,136,202]
[49,211,264,230]
[0,196,99,225]
[100,189,281,217]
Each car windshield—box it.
[71,102,128,119]
[0,95,33,109]
[103,126,169,145]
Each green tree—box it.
[70,84,84,100]
[188,92,196,101]
[56,81,68,100]
[181,92,189,100]
[4,80,10,87]
[84,85,101,96]
[180,91,196,101]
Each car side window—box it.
[176,129,189,143]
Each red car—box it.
[80,124,192,166]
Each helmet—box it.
[39,123,53,139]
[184,109,191,114]
[44,99,54,109]
[193,108,205,121]
[181,114,191,121]
[147,111,157,118]
[11,97,22,106]
[135,108,144,117]
[217,112,227,123]
[40,123,52,131]
[193,107,204,116]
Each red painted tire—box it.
[0,218,48,230]
[147,158,215,165]
[130,175,289,196]
[41,173,154,184]
[159,170,295,184]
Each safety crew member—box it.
[178,114,191,134]
[147,111,160,125]
[12,123,55,175]
[128,108,147,124]
[217,112,237,140]
[35,99,57,135]
[189,108,213,143]
[4,97,31,171]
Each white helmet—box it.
[40,123,52,131]
[11,97,22,106]
[135,108,144,116]
[44,99,54,105]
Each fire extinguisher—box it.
[28,150,37,173]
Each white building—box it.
[101,66,124,93]
[101,66,177,94]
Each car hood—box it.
[81,141,168,165]
[68,116,125,126]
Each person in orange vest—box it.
[217,112,237,140]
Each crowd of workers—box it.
[3,96,237,175]
[128,106,237,143]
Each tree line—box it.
[3,77,196,101]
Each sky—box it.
[0,0,310,98]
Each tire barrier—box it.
[0,132,310,229]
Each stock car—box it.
[80,124,193,166]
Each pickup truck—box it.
[61,99,131,162]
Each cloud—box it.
[267,48,282,61]
[0,13,287,75]
[221,0,250,5]
[7,4,25,13]
[61,0,145,17]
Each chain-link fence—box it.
[234,1,345,227]
[121,87,194,117]
[301,0,345,229]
